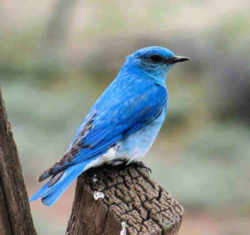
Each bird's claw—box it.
[132,161,152,173]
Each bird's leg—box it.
[131,161,152,174]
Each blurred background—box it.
[1,0,250,234]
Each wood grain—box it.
[66,164,183,235]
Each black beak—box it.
[166,56,190,64]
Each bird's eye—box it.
[149,55,164,63]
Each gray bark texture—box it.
[0,89,37,235]
[66,164,183,235]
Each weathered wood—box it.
[0,89,37,235]
[66,164,183,235]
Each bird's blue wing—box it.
[39,83,167,182]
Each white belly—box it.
[85,107,166,170]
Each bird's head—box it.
[123,46,189,84]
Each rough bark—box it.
[0,89,37,235]
[66,164,183,235]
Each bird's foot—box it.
[132,161,152,174]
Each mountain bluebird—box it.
[30,46,189,206]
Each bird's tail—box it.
[30,162,87,206]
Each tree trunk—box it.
[0,89,37,235]
[66,164,183,235]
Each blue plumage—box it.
[30,46,189,206]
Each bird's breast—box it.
[116,106,167,161]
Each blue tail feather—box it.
[30,161,90,206]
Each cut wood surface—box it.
[0,89,37,235]
[66,164,183,235]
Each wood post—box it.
[66,164,183,235]
[0,89,37,235]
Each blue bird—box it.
[30,46,189,206]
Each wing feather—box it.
[39,83,167,181]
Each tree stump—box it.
[0,89,37,235]
[66,164,183,235]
